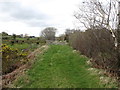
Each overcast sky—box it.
[0,0,82,36]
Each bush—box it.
[69,29,117,70]
[2,44,28,74]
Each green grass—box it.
[9,43,29,49]
[8,43,38,51]
[14,45,117,88]
[16,37,37,40]
[16,38,26,40]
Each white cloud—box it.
[0,0,82,36]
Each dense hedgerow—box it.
[68,29,118,70]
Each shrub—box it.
[69,29,117,70]
[2,44,19,74]
[36,42,39,44]
[2,44,28,74]
[10,41,14,45]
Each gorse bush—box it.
[2,44,19,60]
[2,44,28,74]
[2,33,46,75]
[2,44,19,74]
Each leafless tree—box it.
[41,27,57,41]
[74,0,118,46]
[74,0,120,81]
[117,1,120,81]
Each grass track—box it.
[14,45,116,88]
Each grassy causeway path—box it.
[14,45,117,88]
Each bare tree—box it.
[74,0,120,81]
[117,1,120,81]
[74,0,119,53]
[41,27,57,41]
[74,0,118,39]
